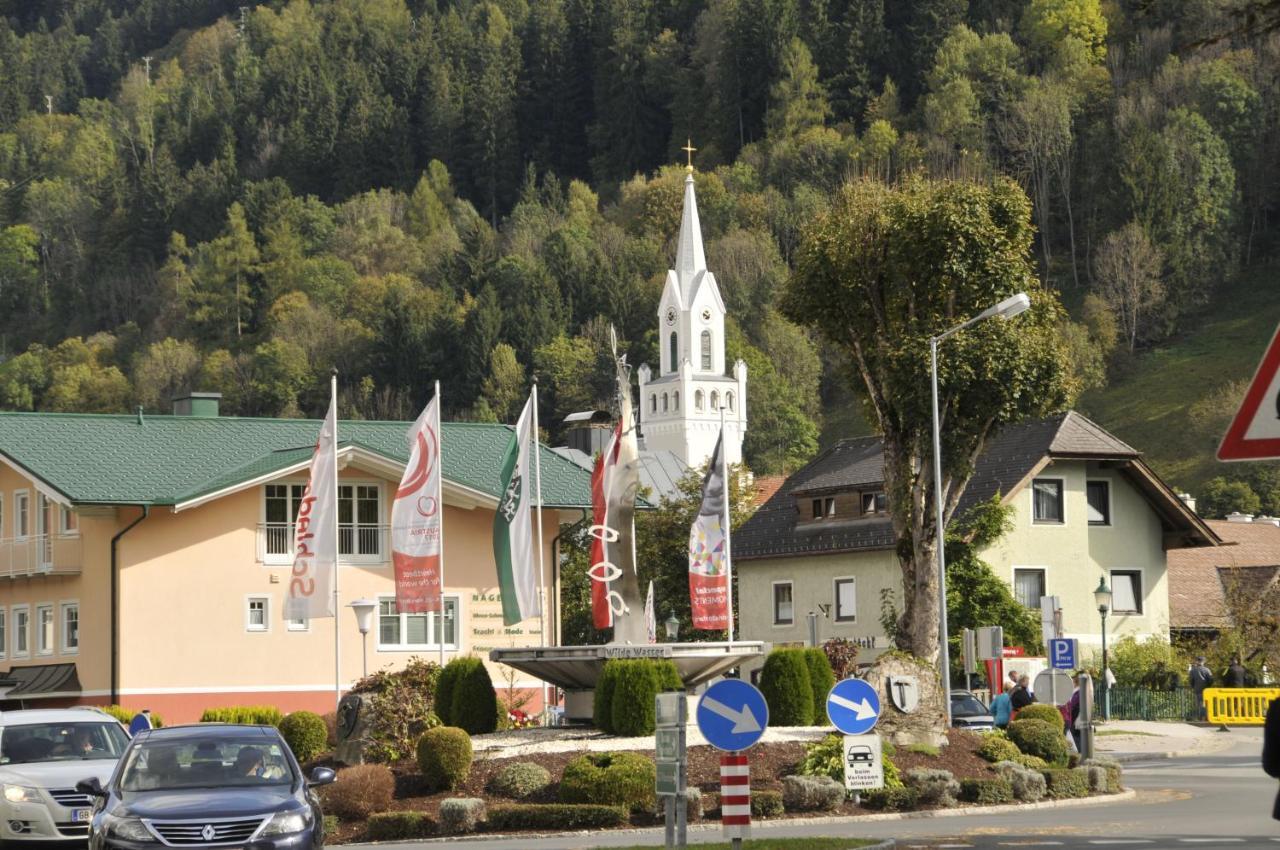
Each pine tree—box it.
[766,37,829,140]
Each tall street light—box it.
[1094,577,1112,721]
[932,292,1031,726]
[348,598,377,679]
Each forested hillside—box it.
[0,0,1277,482]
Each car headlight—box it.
[2,784,40,804]
[261,810,310,836]
[105,815,154,842]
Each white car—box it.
[0,708,130,842]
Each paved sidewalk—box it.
[1093,719,1237,761]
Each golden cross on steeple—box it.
[682,139,697,173]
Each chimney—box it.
[172,392,222,417]
[1225,511,1254,523]
[1177,492,1197,514]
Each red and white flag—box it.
[284,389,338,620]
[588,424,624,630]
[392,391,444,613]
[689,432,729,630]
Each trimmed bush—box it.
[862,787,919,811]
[365,812,434,840]
[611,661,659,736]
[1015,703,1065,731]
[485,804,627,830]
[751,789,783,818]
[445,657,498,735]
[1081,764,1109,793]
[978,732,1021,763]
[1007,718,1068,765]
[319,764,394,820]
[959,778,1014,805]
[658,787,703,821]
[1013,754,1049,771]
[759,648,814,726]
[782,775,844,812]
[993,762,1047,802]
[593,661,622,733]
[904,768,960,807]
[279,711,329,763]
[200,706,284,726]
[434,660,463,727]
[802,647,836,722]
[103,706,165,728]
[1081,757,1123,793]
[560,752,655,811]
[416,726,473,792]
[438,798,486,834]
[488,762,552,799]
[1042,768,1090,799]
[656,659,684,691]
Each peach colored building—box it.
[0,395,591,722]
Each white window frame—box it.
[861,491,887,516]
[261,480,385,566]
[1109,569,1143,615]
[833,576,856,623]
[246,596,270,633]
[35,603,54,656]
[376,594,461,651]
[59,505,79,536]
[1086,479,1113,527]
[772,580,794,627]
[1031,478,1065,525]
[1013,567,1047,609]
[286,616,309,632]
[14,490,29,539]
[12,605,29,658]
[60,600,78,654]
[0,607,8,660]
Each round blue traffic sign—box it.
[696,679,769,752]
[826,677,881,736]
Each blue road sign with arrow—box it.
[696,679,768,752]
[826,678,881,736]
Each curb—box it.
[344,791,1132,847]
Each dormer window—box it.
[811,497,835,519]
[861,492,887,515]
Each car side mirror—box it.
[307,767,335,787]
[75,778,104,797]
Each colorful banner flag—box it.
[284,391,338,620]
[689,432,729,630]
[588,424,623,629]
[392,392,443,613]
[494,395,541,626]
[645,580,656,644]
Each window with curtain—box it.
[246,597,268,632]
[1033,479,1064,523]
[1014,569,1046,608]
[1110,571,1142,613]
[773,582,793,625]
[834,578,856,622]
[379,597,459,648]
[1087,481,1111,525]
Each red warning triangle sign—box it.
[1219,322,1280,461]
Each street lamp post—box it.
[665,612,681,642]
[1094,577,1112,721]
[931,292,1031,726]
[348,598,377,679]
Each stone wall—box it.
[861,652,948,747]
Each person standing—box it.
[1067,673,1083,754]
[991,681,1015,730]
[1011,674,1035,712]
[1226,657,1248,688]
[1263,696,1279,821]
[1189,656,1214,720]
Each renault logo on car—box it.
[202,824,217,842]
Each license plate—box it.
[71,809,91,823]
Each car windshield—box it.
[951,695,989,717]
[119,738,294,791]
[0,722,130,764]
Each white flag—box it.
[392,393,443,613]
[645,581,656,644]
[284,393,338,620]
[493,395,540,626]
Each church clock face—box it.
[700,307,713,323]
[665,307,678,326]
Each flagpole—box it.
[531,381,549,712]
[331,370,341,710]
[435,380,446,671]
[720,403,734,644]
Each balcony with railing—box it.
[257,523,389,565]
[0,534,83,578]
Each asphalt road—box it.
[353,729,1276,850]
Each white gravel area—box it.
[469,724,830,757]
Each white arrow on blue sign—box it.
[696,679,769,752]
[826,677,881,736]
[1049,638,1078,670]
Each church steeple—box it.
[675,172,706,279]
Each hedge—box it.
[438,798,485,834]
[365,812,435,841]
[1015,703,1065,731]
[759,648,813,726]
[959,777,1014,805]
[750,790,783,818]
[1081,757,1123,794]
[559,752,655,811]
[802,647,836,723]
[434,660,463,727]
[102,706,165,728]
[199,706,284,726]
[904,768,960,807]
[861,787,919,811]
[611,661,659,736]
[444,657,498,735]
[593,661,622,733]
[1042,768,1090,799]
[1006,718,1068,765]
[279,711,329,762]
[416,726,473,792]
[485,804,628,830]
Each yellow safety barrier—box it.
[1203,687,1280,725]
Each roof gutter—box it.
[111,506,149,704]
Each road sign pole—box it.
[720,754,750,844]
[656,692,688,849]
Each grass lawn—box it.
[603,841,878,850]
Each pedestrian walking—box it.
[1067,673,1083,754]
[991,681,1015,730]
[1263,696,1280,820]
[1011,674,1035,711]
[1188,656,1214,720]
[1226,656,1248,688]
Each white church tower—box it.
[637,153,747,470]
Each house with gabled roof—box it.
[735,412,1218,670]
[0,393,591,720]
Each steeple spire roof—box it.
[675,172,706,277]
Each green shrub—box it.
[351,657,443,763]
[444,658,498,735]
[593,661,622,733]
[416,726,473,792]
[1042,768,1090,799]
[322,815,338,836]
[658,787,703,821]
[759,648,814,726]
[751,789,783,818]
[1015,703,1065,731]
[656,659,684,691]
[611,662,659,736]
[904,767,960,807]
[781,775,844,812]
[488,761,552,799]
[434,660,463,727]
[797,733,844,782]
[319,764,394,820]
[802,647,836,722]
[199,706,284,726]
[1007,718,1068,765]
[279,711,329,763]
[977,732,1021,763]
[993,762,1047,802]
[102,706,165,728]
[365,812,435,840]
[861,787,919,811]
[906,742,940,757]
[1081,757,1123,793]
[438,798,485,834]
[485,804,627,830]
[1014,754,1049,771]
[959,777,1014,804]
[559,752,655,812]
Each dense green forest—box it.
[0,0,1277,488]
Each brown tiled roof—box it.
[752,474,788,507]
[1169,520,1280,629]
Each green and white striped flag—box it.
[493,394,541,626]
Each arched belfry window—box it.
[710,390,719,410]
[726,391,735,411]
[651,394,657,413]
[700,330,712,370]
[662,393,669,412]
[673,391,680,410]
[695,390,704,411]
[669,332,678,373]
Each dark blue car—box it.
[77,724,335,850]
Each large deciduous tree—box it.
[786,176,1075,664]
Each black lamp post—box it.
[1094,577,1112,721]
[664,613,681,642]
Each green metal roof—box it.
[0,413,593,509]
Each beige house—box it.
[735,412,1218,674]
[0,395,591,722]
